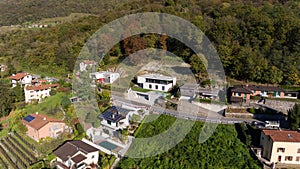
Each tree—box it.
[61,95,71,109]
[0,79,14,117]
[13,83,25,102]
[288,104,300,130]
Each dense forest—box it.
[0,0,300,84]
[117,115,262,169]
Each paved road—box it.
[112,96,261,124]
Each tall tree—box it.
[288,104,300,130]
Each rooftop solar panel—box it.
[24,115,35,122]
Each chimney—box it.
[246,83,249,87]
[36,112,39,115]
[43,117,46,121]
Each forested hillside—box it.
[0,0,299,84]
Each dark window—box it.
[296,157,300,161]
[155,85,158,89]
[277,148,285,153]
[298,148,300,153]
[149,84,152,89]
[162,86,165,91]
[285,156,293,161]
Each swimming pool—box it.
[99,141,118,150]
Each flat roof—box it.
[138,74,175,81]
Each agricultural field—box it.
[0,132,38,169]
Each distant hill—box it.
[0,0,299,85]
[0,0,121,26]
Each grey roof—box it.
[180,84,198,97]
[231,86,253,94]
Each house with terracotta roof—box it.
[53,139,100,169]
[260,129,300,164]
[9,72,32,87]
[22,113,67,142]
[24,84,59,103]
[230,85,287,103]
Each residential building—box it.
[284,91,299,99]
[22,113,67,142]
[137,73,176,92]
[230,86,253,103]
[246,85,285,98]
[179,84,198,100]
[80,60,97,72]
[98,106,134,131]
[260,129,300,164]
[24,84,58,103]
[9,72,32,87]
[53,139,99,169]
[230,85,287,102]
[90,71,120,84]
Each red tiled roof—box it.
[262,130,300,142]
[22,113,64,130]
[25,84,59,91]
[9,73,30,80]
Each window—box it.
[149,84,152,89]
[162,86,165,91]
[235,93,241,96]
[285,156,293,161]
[155,85,158,90]
[92,155,95,159]
[296,157,300,161]
[298,148,300,153]
[277,148,285,153]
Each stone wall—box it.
[250,100,297,114]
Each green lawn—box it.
[23,92,68,119]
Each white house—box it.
[98,106,134,130]
[53,140,100,169]
[260,130,300,165]
[80,60,97,72]
[90,71,120,84]
[137,73,176,92]
[9,72,32,87]
[24,84,58,103]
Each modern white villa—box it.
[137,73,176,92]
